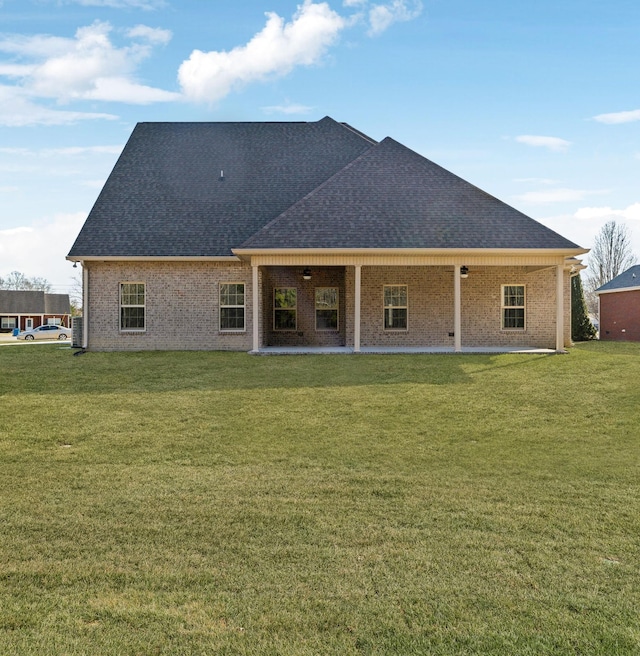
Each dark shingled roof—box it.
[0,290,70,314]
[68,117,583,258]
[241,138,582,250]
[596,265,640,292]
[45,293,72,315]
[68,117,375,258]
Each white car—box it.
[17,325,72,341]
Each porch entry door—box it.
[26,318,33,330]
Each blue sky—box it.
[1,0,639,293]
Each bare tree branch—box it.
[584,220,637,317]
[0,271,52,292]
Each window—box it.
[384,285,408,330]
[502,285,525,330]
[120,282,145,331]
[274,288,297,330]
[1,317,16,330]
[220,283,245,331]
[315,288,338,331]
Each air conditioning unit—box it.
[72,316,83,348]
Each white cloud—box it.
[514,188,608,204]
[541,203,640,262]
[0,63,35,76]
[83,76,179,103]
[593,109,640,125]
[368,0,423,36]
[514,177,558,186]
[178,1,346,103]
[126,25,172,45]
[262,101,314,115]
[0,20,179,117]
[0,85,117,126]
[515,135,571,152]
[574,203,640,223]
[0,145,123,157]
[0,213,87,285]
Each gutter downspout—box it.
[82,262,89,349]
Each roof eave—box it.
[233,246,588,259]
[596,285,640,295]
[66,255,241,263]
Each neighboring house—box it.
[67,117,587,353]
[595,265,640,341]
[0,290,71,333]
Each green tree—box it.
[571,273,597,341]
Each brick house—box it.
[0,290,71,333]
[67,117,587,353]
[596,265,640,341]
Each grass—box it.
[0,342,639,655]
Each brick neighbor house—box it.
[0,290,71,333]
[67,117,587,353]
[596,265,640,341]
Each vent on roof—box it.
[219,169,224,181]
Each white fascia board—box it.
[596,285,640,295]
[233,247,588,257]
[233,248,588,267]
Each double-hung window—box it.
[220,283,245,331]
[120,282,145,331]
[502,285,525,330]
[384,285,408,330]
[1,317,16,330]
[274,288,297,331]
[315,288,338,331]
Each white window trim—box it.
[383,284,408,332]
[315,287,339,332]
[501,284,526,331]
[219,282,246,333]
[273,287,297,332]
[120,281,146,332]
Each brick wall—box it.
[86,261,254,351]
[599,289,640,341]
[351,265,568,349]
[261,266,346,347]
[85,261,570,351]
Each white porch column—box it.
[354,265,361,353]
[454,265,462,353]
[556,264,564,352]
[252,264,260,352]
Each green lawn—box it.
[1,342,639,655]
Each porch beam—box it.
[354,265,361,353]
[454,265,462,352]
[556,264,564,352]
[252,264,259,352]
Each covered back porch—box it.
[241,252,579,354]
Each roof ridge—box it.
[338,122,378,145]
